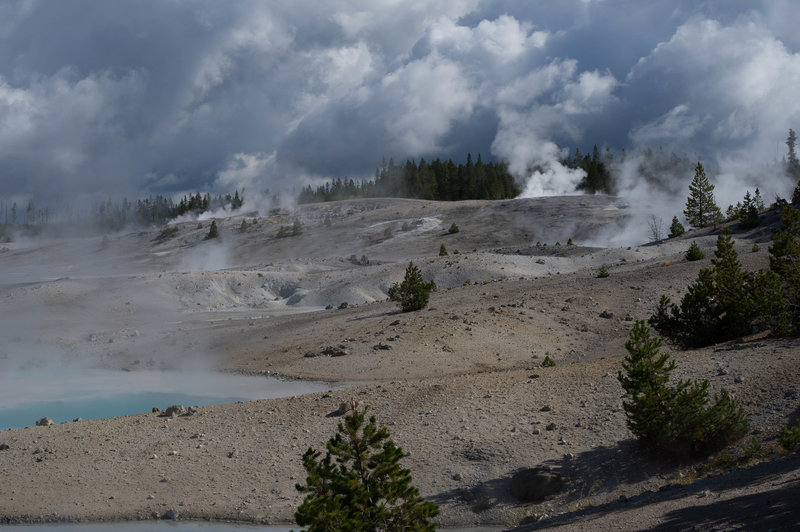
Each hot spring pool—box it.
[0,368,333,431]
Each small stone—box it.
[147,494,155,500]
[540,405,552,412]
[599,310,614,319]
[545,422,557,431]
[452,473,462,481]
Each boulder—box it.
[509,468,565,502]
[36,417,54,427]
[161,405,187,417]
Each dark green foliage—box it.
[768,205,800,334]
[684,163,722,228]
[206,220,219,240]
[566,145,614,194]
[619,321,748,460]
[786,129,800,203]
[738,191,760,229]
[240,220,248,232]
[297,154,520,204]
[779,419,800,452]
[651,230,758,347]
[597,265,610,278]
[752,244,760,253]
[388,262,436,312]
[567,238,574,246]
[686,242,704,261]
[295,403,439,531]
[383,226,394,239]
[439,244,448,256]
[541,355,556,367]
[448,223,460,234]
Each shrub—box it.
[619,321,748,460]
[567,238,574,246]
[685,242,704,261]
[240,220,248,232]
[295,403,439,531]
[388,262,436,312]
[384,226,394,239]
[597,265,610,278]
[448,223,460,234]
[206,220,219,239]
[541,355,556,367]
[779,419,800,452]
[439,244,448,256]
[669,216,685,238]
[652,230,759,347]
[752,244,760,253]
[401,221,411,232]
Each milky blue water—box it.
[0,369,333,431]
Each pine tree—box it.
[684,162,721,228]
[788,129,800,204]
[388,262,436,312]
[738,191,759,229]
[619,321,747,459]
[206,220,219,239]
[439,244,448,256]
[295,403,439,531]
[669,216,685,238]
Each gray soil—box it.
[0,196,798,530]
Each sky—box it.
[1,0,800,205]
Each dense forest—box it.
[298,154,520,204]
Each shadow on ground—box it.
[510,453,800,531]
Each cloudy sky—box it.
[1,0,799,203]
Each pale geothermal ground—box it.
[0,196,798,530]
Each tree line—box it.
[298,154,521,204]
[0,190,245,238]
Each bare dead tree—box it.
[648,215,664,244]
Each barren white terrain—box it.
[1,196,798,530]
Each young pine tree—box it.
[388,262,436,312]
[684,162,721,228]
[619,321,748,459]
[206,220,219,239]
[295,403,439,531]
[669,216,685,238]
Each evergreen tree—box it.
[669,216,685,238]
[206,220,219,239]
[685,241,704,261]
[388,262,436,312]
[789,129,800,204]
[619,321,748,459]
[738,191,760,229]
[295,403,439,531]
[439,243,448,256]
[768,205,800,334]
[684,163,721,228]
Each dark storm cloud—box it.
[1,0,798,203]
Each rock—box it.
[338,302,349,309]
[152,407,161,413]
[545,422,557,431]
[0,443,9,451]
[540,405,552,412]
[72,417,82,422]
[36,417,54,427]
[337,401,364,415]
[452,472,463,481]
[163,508,179,520]
[509,468,565,502]
[161,405,187,417]
[536,259,546,265]
[734,375,744,384]
[373,342,392,351]
[321,345,349,357]
[599,310,614,319]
